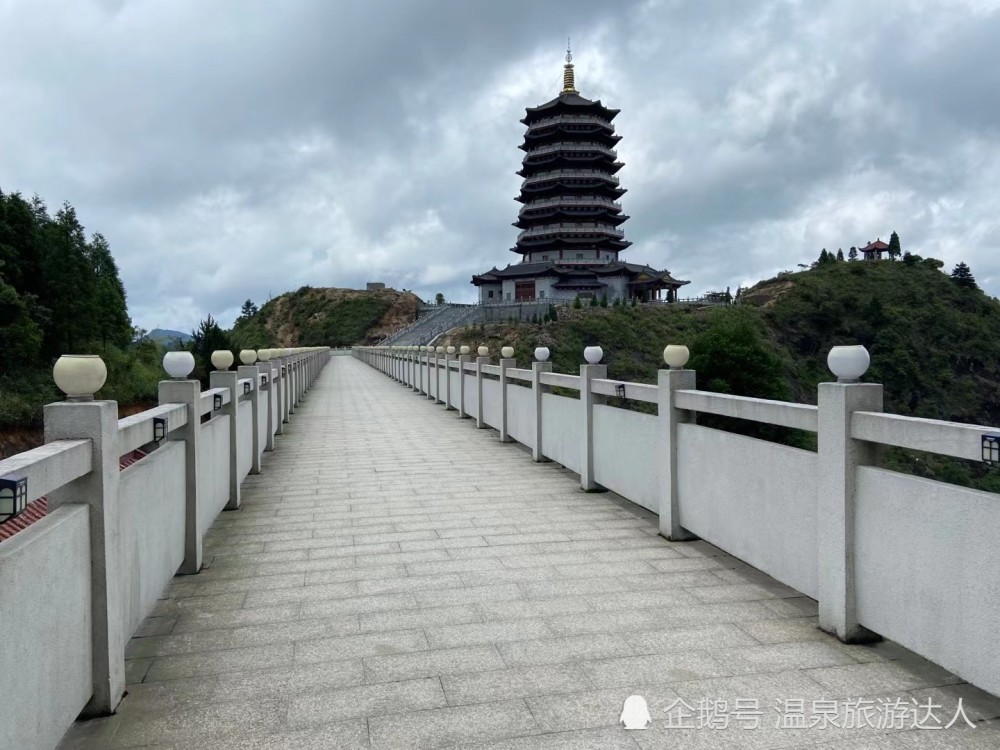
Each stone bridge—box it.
[2,348,998,749]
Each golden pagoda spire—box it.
[562,39,577,94]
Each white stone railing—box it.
[521,169,620,187]
[356,343,1000,700]
[517,223,625,241]
[0,346,330,750]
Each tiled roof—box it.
[0,449,147,541]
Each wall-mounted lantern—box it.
[153,416,166,444]
[243,381,251,396]
[0,475,28,523]
[615,383,626,399]
[261,374,269,387]
[983,435,1000,466]
[213,393,223,411]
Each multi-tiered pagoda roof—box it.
[472,49,689,303]
[512,50,630,260]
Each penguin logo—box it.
[620,694,651,730]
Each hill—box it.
[442,258,1000,491]
[230,286,420,349]
[148,328,192,345]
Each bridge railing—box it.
[356,343,1000,700]
[0,347,331,750]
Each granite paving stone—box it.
[57,356,978,750]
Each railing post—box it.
[445,347,455,410]
[288,355,297,414]
[818,374,883,643]
[499,351,514,442]
[426,347,435,400]
[157,376,203,574]
[458,349,472,418]
[263,354,276,452]
[476,352,489,428]
[238,362,262,475]
[580,358,607,491]
[531,359,552,462]
[273,355,285,433]
[434,347,445,404]
[43,386,125,716]
[209,366,241,511]
[657,366,698,541]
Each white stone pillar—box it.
[657,367,698,540]
[475,354,489,428]
[499,354,514,443]
[458,354,472,418]
[444,350,453,409]
[426,348,435,400]
[531,361,552,462]
[579,360,607,491]
[209,369,241,510]
[157,378,203,574]
[44,396,125,716]
[818,380,883,642]
[238,364,262,474]
[434,348,445,404]
[263,359,276,452]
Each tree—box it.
[435,292,445,306]
[848,247,858,261]
[888,231,902,261]
[548,304,558,322]
[836,248,845,262]
[239,299,258,321]
[188,314,232,376]
[573,296,582,309]
[950,262,979,290]
[599,295,608,308]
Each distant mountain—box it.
[148,328,192,345]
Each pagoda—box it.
[472,48,688,303]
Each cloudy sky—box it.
[2,0,998,332]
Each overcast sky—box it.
[2,0,998,332]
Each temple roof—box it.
[471,260,689,287]
[522,92,620,125]
[861,239,889,251]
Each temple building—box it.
[472,49,688,303]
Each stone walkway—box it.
[59,356,999,750]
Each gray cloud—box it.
[1,0,997,332]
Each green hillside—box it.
[229,286,419,349]
[444,258,1000,491]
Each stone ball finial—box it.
[460,346,470,355]
[663,345,690,369]
[501,346,514,359]
[240,349,258,365]
[211,350,234,370]
[53,355,107,401]
[584,346,603,364]
[478,346,489,357]
[828,345,870,382]
[534,347,550,362]
[163,351,195,379]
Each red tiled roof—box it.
[861,240,889,251]
[0,449,147,541]
[0,497,47,541]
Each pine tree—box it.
[950,262,979,290]
[848,247,858,261]
[188,315,232,375]
[239,299,258,320]
[888,231,902,260]
[836,248,845,262]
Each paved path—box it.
[60,356,999,749]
